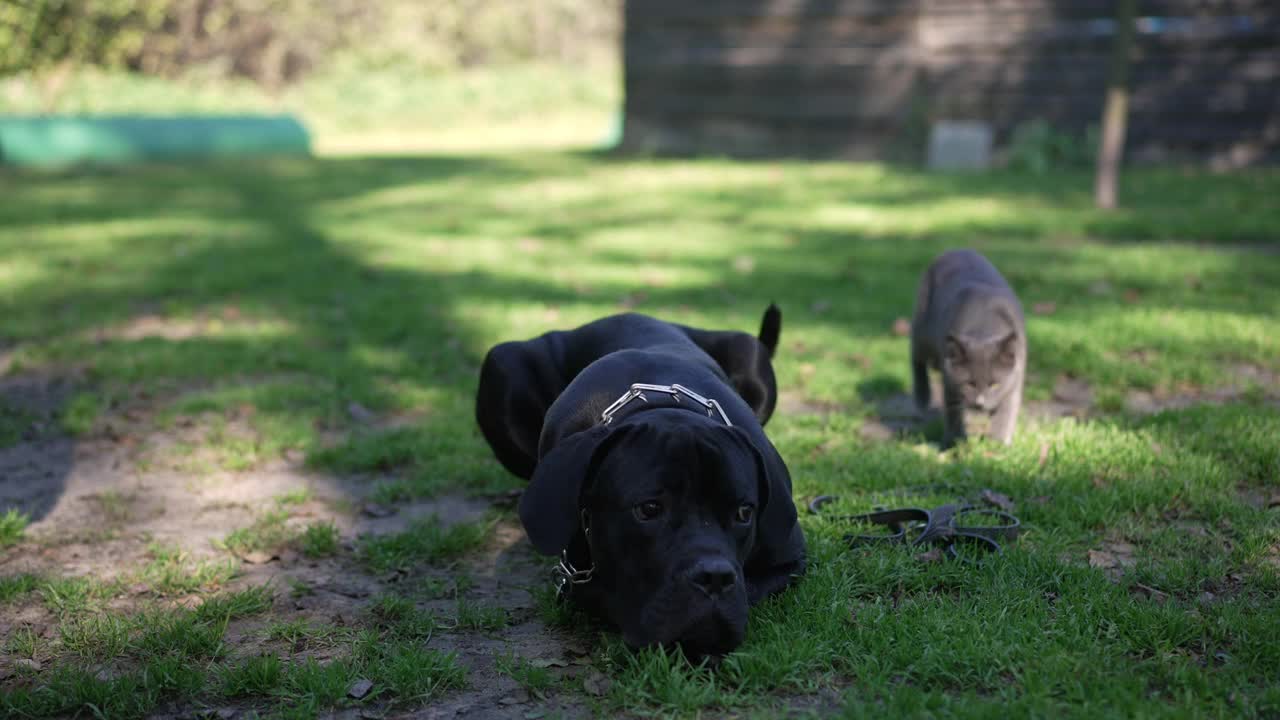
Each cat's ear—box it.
[945,336,967,364]
[996,332,1019,366]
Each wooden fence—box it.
[621,0,1280,165]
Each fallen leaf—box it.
[529,657,569,668]
[980,489,1016,513]
[15,658,40,672]
[799,363,817,378]
[583,670,612,697]
[1123,289,1141,303]
[1032,301,1057,315]
[517,237,543,253]
[891,317,911,336]
[347,678,374,699]
[732,256,756,274]
[240,550,275,565]
[1198,591,1217,604]
[811,299,831,314]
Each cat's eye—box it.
[735,505,755,524]
[633,500,664,522]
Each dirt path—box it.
[0,373,606,718]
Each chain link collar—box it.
[600,382,732,427]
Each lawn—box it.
[1,148,1279,718]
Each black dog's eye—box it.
[735,505,755,524]
[633,500,664,522]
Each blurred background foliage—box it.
[0,0,622,151]
[1,0,620,82]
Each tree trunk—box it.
[1094,0,1138,210]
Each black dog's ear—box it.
[730,426,805,602]
[519,425,628,556]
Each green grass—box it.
[0,585,276,718]
[0,573,40,603]
[0,508,30,547]
[1,136,1279,717]
[299,521,341,558]
[220,508,295,557]
[360,516,493,572]
[496,652,559,694]
[138,543,239,595]
[0,401,35,448]
[452,598,509,632]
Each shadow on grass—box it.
[0,151,1277,524]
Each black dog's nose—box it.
[688,558,737,597]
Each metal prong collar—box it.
[599,383,732,427]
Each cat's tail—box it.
[758,303,782,358]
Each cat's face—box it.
[944,332,1018,411]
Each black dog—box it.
[475,307,805,656]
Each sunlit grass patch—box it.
[299,521,341,558]
[0,508,30,548]
[138,543,238,595]
[0,573,41,603]
[220,508,295,558]
[38,576,122,618]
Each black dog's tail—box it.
[758,303,781,358]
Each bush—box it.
[1006,119,1099,174]
[0,0,619,87]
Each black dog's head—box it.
[519,410,802,657]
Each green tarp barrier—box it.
[0,115,311,167]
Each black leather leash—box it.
[808,493,1021,562]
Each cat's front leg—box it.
[989,376,1023,445]
[941,379,967,449]
[911,341,931,413]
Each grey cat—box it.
[910,249,1026,448]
